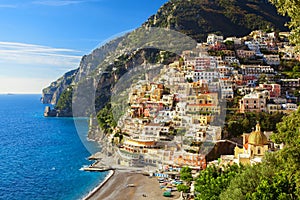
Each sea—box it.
[0,94,106,200]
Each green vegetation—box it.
[220,163,276,200]
[178,166,192,198]
[224,112,285,138]
[180,166,193,183]
[195,164,243,200]
[269,0,300,51]
[55,87,73,113]
[144,0,288,42]
[194,108,300,199]
[279,60,300,78]
[42,69,78,104]
[96,103,117,134]
[177,184,190,193]
[207,50,225,57]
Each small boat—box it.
[126,184,135,187]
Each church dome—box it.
[248,123,268,146]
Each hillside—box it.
[143,0,289,41]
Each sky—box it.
[0,0,168,94]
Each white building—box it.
[207,34,224,45]
[193,71,219,83]
[224,56,240,65]
[153,110,176,124]
[240,65,274,76]
[175,102,187,116]
[264,54,280,65]
[224,37,242,45]
[220,79,234,99]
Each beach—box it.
[84,170,181,200]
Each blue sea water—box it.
[0,94,106,200]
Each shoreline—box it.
[82,170,115,200]
[81,170,181,200]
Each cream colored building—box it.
[234,123,269,165]
[239,91,268,113]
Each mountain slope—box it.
[143,0,289,41]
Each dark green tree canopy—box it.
[269,0,300,50]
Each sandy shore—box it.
[84,170,180,200]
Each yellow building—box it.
[122,138,156,154]
[234,123,269,165]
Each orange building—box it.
[174,153,206,169]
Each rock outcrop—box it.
[41,69,78,104]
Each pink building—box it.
[239,92,268,113]
[258,84,281,98]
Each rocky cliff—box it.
[41,69,78,104]
[41,35,125,106]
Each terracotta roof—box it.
[244,143,248,150]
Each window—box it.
[257,147,261,155]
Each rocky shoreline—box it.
[43,106,73,117]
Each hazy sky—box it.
[0,0,168,94]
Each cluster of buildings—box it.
[105,30,300,170]
[206,31,300,115]
[114,73,222,168]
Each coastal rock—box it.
[43,106,57,117]
[43,106,73,117]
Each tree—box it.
[272,108,300,146]
[269,0,300,51]
[180,166,193,183]
[195,164,243,200]
[251,171,296,200]
[177,184,190,193]
[96,103,117,134]
[258,74,267,84]
[55,87,73,113]
[227,121,243,137]
[220,164,275,200]
[270,108,300,197]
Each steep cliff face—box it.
[41,36,125,105]
[41,69,78,104]
[73,36,125,83]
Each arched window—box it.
[257,147,261,155]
